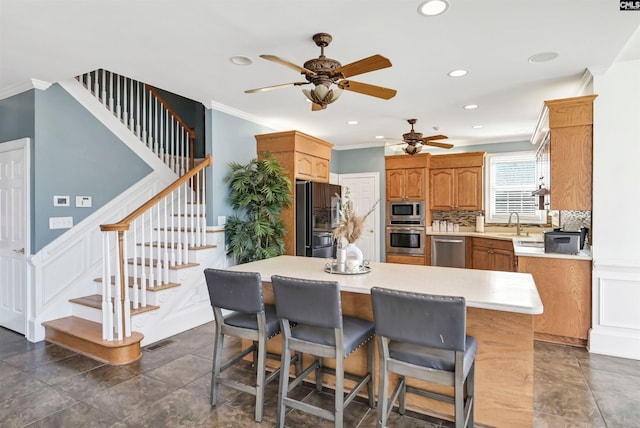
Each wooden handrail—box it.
[100,154,211,232]
[145,85,196,139]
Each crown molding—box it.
[209,100,282,131]
[0,79,52,101]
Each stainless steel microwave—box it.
[387,200,425,225]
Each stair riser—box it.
[95,285,162,306]
[71,300,160,321]
[134,247,201,264]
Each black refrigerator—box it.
[296,181,342,258]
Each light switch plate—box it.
[76,196,92,208]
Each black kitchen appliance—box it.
[296,181,341,258]
[544,230,581,255]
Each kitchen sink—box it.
[517,240,544,248]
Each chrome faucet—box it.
[508,212,522,236]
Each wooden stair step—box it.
[94,276,181,291]
[42,316,143,365]
[127,258,199,270]
[137,241,216,251]
[70,294,159,315]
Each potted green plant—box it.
[224,153,292,264]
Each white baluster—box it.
[183,181,190,263]
[129,78,134,132]
[122,230,131,337]
[102,233,114,341]
[116,74,122,120]
[170,118,175,173]
[140,211,147,306]
[195,171,202,248]
[176,182,183,266]
[148,204,155,288]
[190,176,196,250]
[114,236,123,341]
[147,93,154,152]
[122,78,129,128]
[156,203,163,285]
[154,99,159,156]
[163,197,169,284]
[170,190,176,267]
[141,84,147,144]
[132,219,139,310]
[201,169,207,245]
[108,71,114,113]
[135,81,141,137]
[101,69,107,106]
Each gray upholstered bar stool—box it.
[204,268,286,422]
[370,287,477,428]
[271,275,375,428]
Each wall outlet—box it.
[53,195,70,207]
[49,216,73,229]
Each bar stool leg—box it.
[335,353,344,428]
[254,335,267,422]
[367,340,375,408]
[399,376,407,415]
[277,338,291,428]
[210,327,224,406]
[315,357,324,391]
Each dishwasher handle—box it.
[432,238,465,244]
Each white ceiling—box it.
[2,0,640,151]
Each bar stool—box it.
[271,275,375,428]
[204,268,285,422]
[370,287,477,428]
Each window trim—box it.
[484,151,546,224]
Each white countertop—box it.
[228,255,543,315]
[426,230,593,261]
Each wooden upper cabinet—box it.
[429,152,485,211]
[544,95,597,211]
[430,169,455,209]
[296,153,330,182]
[385,154,429,201]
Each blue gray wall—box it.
[0,85,152,253]
[206,109,276,225]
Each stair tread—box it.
[137,241,216,250]
[42,316,143,348]
[94,276,181,291]
[127,258,199,270]
[70,294,159,315]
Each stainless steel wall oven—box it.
[386,226,425,256]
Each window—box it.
[485,152,546,224]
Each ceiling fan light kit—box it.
[387,118,454,156]
[246,32,396,110]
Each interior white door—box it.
[338,172,380,262]
[0,139,29,334]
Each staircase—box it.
[42,70,220,365]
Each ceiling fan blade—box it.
[337,80,397,100]
[244,81,308,94]
[422,134,448,141]
[311,102,325,111]
[331,54,392,78]
[259,54,317,77]
[424,141,454,149]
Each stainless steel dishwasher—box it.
[431,236,466,268]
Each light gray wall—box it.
[206,109,276,225]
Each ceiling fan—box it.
[245,33,397,111]
[387,119,454,155]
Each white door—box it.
[339,172,380,262]
[0,138,29,334]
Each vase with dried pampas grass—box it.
[332,187,378,248]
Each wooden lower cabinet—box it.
[471,238,516,272]
[517,256,592,346]
[386,254,426,265]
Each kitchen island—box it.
[228,255,543,427]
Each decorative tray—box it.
[324,260,371,275]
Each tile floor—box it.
[1,324,639,427]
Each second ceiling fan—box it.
[245,33,397,111]
[387,119,454,155]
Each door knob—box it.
[13,248,25,254]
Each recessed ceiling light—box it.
[463,104,479,110]
[375,135,385,139]
[528,52,559,63]
[472,125,483,129]
[230,56,253,66]
[448,69,468,77]
[417,0,449,16]
[347,120,358,125]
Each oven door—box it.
[386,226,425,255]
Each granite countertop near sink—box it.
[426,227,593,261]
